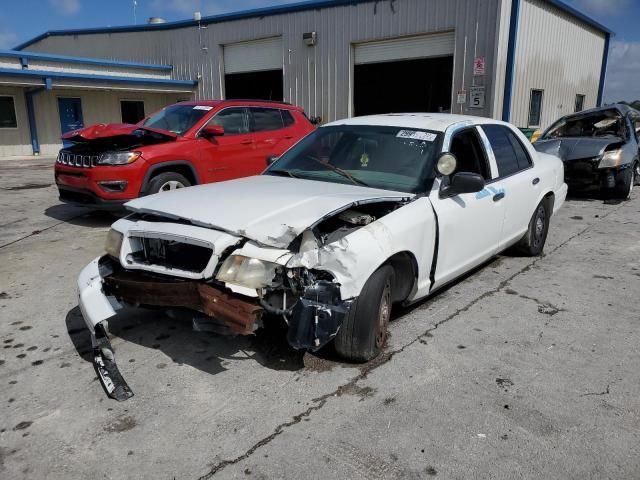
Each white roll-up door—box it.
[224,37,283,74]
[354,32,455,65]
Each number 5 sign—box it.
[469,86,485,109]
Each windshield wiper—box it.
[268,169,302,179]
[306,155,369,187]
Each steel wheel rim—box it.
[376,281,391,348]
[159,180,185,192]
[533,205,545,247]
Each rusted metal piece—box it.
[198,284,262,335]
[104,270,201,309]
[104,271,262,335]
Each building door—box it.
[58,97,84,147]
[223,37,283,101]
[353,32,455,116]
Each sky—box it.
[0,0,638,102]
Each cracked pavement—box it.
[1,157,639,479]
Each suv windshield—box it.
[142,104,211,135]
[542,109,626,139]
[265,125,441,193]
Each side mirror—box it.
[309,116,321,126]
[440,172,485,198]
[200,125,224,138]
[266,155,279,166]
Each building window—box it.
[528,89,544,127]
[0,96,17,129]
[120,100,145,124]
[575,94,585,113]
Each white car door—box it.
[429,125,504,290]
[478,124,542,249]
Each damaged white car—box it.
[78,114,567,400]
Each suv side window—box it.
[250,107,284,132]
[210,107,248,134]
[449,128,491,179]
[281,109,295,127]
[481,125,532,177]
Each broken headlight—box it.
[598,149,624,169]
[104,229,124,258]
[97,151,141,165]
[216,255,279,289]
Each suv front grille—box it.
[57,150,100,168]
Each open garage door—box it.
[353,32,455,116]
[224,37,283,101]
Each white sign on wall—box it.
[469,86,485,109]
[457,90,467,104]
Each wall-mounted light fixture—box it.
[303,32,317,46]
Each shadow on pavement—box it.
[65,305,305,379]
[45,204,123,228]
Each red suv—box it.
[54,100,315,209]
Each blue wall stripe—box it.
[597,33,610,106]
[502,0,521,122]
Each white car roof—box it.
[324,113,512,133]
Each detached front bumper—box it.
[77,255,350,400]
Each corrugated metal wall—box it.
[25,0,504,123]
[511,0,605,129]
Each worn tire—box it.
[146,172,191,195]
[610,167,633,200]
[513,200,550,256]
[334,265,394,362]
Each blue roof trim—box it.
[545,0,614,35]
[14,0,613,51]
[0,49,172,70]
[0,68,197,87]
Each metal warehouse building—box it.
[2,0,611,156]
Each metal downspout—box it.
[24,77,52,155]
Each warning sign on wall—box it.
[473,56,486,76]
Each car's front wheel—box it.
[513,199,550,256]
[610,167,633,199]
[147,172,191,195]
[334,265,394,362]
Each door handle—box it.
[284,135,294,140]
[532,177,540,185]
[240,140,253,145]
[493,192,505,202]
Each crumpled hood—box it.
[125,175,412,248]
[534,136,623,162]
[61,123,177,145]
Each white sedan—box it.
[78,113,567,400]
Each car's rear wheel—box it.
[513,200,550,256]
[334,265,394,362]
[610,167,633,199]
[633,161,640,187]
[147,172,191,195]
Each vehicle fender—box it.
[139,160,201,195]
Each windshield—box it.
[264,125,441,193]
[542,110,625,139]
[142,104,212,135]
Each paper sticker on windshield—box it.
[396,130,437,142]
[193,106,213,111]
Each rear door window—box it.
[250,107,284,132]
[481,125,532,177]
[210,107,249,134]
[281,109,295,127]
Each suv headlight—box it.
[97,151,141,165]
[598,149,623,169]
[216,255,279,289]
[104,229,123,258]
